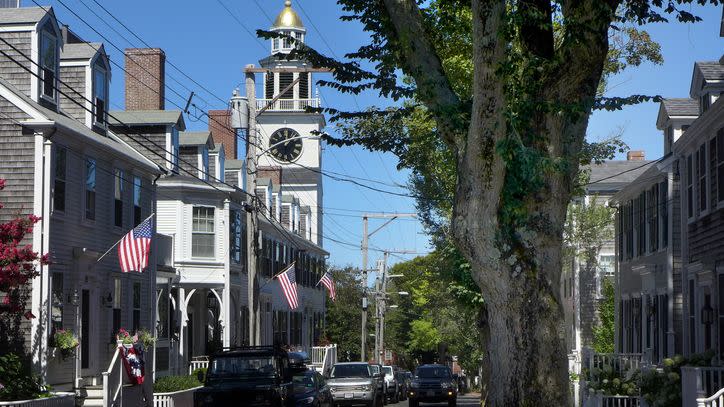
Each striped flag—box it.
[118,217,153,273]
[317,271,336,301]
[276,263,299,309]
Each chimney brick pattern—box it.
[258,166,283,186]
[125,48,165,111]
[627,150,645,161]
[208,110,237,159]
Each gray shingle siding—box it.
[672,177,683,354]
[110,125,168,171]
[59,65,85,122]
[0,31,32,97]
[178,146,198,178]
[0,96,34,224]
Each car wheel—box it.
[448,398,457,407]
[393,390,399,404]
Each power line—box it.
[213,0,267,52]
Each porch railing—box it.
[697,387,724,407]
[102,342,125,407]
[682,367,724,407]
[585,395,648,407]
[255,98,321,112]
[188,356,209,375]
[310,345,337,376]
[582,348,644,378]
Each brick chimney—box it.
[125,48,165,110]
[627,150,645,161]
[258,166,283,186]
[208,110,237,159]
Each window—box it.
[93,68,107,124]
[648,185,659,253]
[85,158,96,220]
[51,272,63,331]
[192,207,215,258]
[718,130,724,204]
[230,209,241,264]
[40,31,57,99]
[201,149,209,181]
[114,169,124,228]
[53,146,66,212]
[171,128,180,173]
[698,144,708,213]
[133,176,142,226]
[637,193,646,256]
[687,155,694,219]
[132,282,141,332]
[660,181,668,248]
[282,31,292,49]
[272,38,280,52]
[689,279,696,354]
[112,278,122,342]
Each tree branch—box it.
[380,0,462,145]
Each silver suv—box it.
[327,362,377,407]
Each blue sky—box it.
[35,0,723,270]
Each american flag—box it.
[276,263,299,309]
[118,216,153,273]
[318,271,336,301]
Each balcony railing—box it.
[256,98,321,112]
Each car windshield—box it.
[293,374,315,393]
[208,356,277,378]
[416,367,451,379]
[383,367,393,376]
[370,365,380,374]
[331,364,370,378]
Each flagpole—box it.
[258,262,296,291]
[96,213,156,263]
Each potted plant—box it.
[136,329,156,350]
[116,329,135,348]
[50,329,79,360]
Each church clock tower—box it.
[255,0,325,246]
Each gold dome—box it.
[273,0,304,29]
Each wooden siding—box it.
[672,177,684,354]
[0,96,34,223]
[58,65,85,123]
[178,146,198,178]
[0,31,32,97]
[110,125,168,171]
[46,134,157,384]
[688,208,724,264]
[225,170,239,188]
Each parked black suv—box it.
[408,364,457,407]
[194,346,294,407]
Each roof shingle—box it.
[662,98,699,117]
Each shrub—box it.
[153,375,202,393]
[191,368,207,381]
[0,353,46,401]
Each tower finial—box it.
[285,0,291,6]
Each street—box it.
[386,393,481,407]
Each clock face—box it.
[269,128,303,162]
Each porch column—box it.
[223,199,231,348]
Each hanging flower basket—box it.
[50,330,78,360]
[116,329,136,348]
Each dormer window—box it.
[93,68,108,125]
[201,147,209,181]
[40,31,57,100]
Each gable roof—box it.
[225,159,245,170]
[585,160,654,194]
[179,131,214,148]
[0,6,49,25]
[0,75,160,173]
[108,110,186,130]
[60,42,104,61]
[690,61,724,97]
[656,98,700,129]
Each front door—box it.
[80,287,99,375]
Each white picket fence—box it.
[585,395,647,407]
[682,367,724,407]
[153,387,202,407]
[188,357,209,375]
[0,393,74,407]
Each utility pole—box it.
[361,216,368,361]
[379,251,388,364]
[360,213,416,362]
[244,65,260,346]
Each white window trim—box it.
[92,66,108,128]
[191,206,216,259]
[38,29,58,104]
